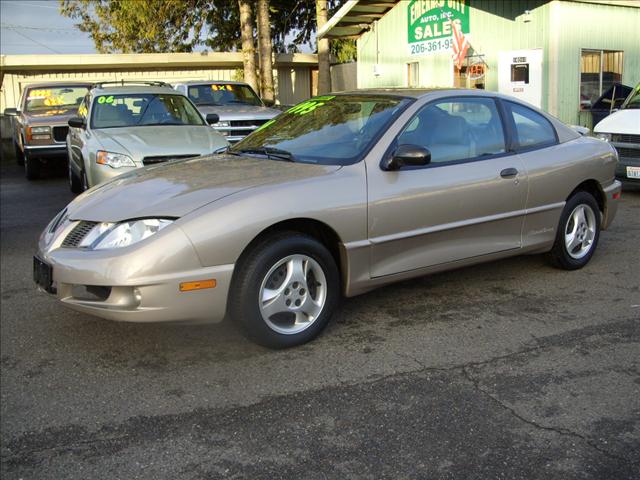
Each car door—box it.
[367,95,528,278]
[68,94,90,175]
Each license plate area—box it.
[33,256,55,294]
[627,166,640,179]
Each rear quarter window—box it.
[505,101,557,150]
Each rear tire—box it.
[549,191,601,270]
[24,153,41,180]
[229,232,340,348]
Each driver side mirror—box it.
[206,113,220,125]
[382,144,431,171]
[68,117,86,129]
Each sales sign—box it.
[408,0,470,56]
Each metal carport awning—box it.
[317,0,399,39]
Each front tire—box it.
[549,191,601,270]
[229,232,340,348]
[24,153,40,180]
[14,141,24,166]
[68,162,83,193]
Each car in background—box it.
[66,81,228,192]
[36,89,620,348]
[594,83,640,187]
[4,82,92,179]
[173,80,281,142]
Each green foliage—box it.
[60,0,355,58]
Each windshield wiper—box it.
[196,102,223,106]
[234,146,296,162]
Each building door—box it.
[498,49,543,107]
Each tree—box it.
[238,0,259,93]
[256,0,275,103]
[59,0,207,53]
[315,0,331,94]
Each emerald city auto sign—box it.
[408,0,470,56]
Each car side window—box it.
[397,97,506,164]
[505,101,557,150]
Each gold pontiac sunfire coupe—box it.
[35,89,621,348]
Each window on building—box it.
[580,49,624,110]
[397,97,505,164]
[407,62,419,88]
[504,101,557,150]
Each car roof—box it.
[90,85,180,96]
[175,80,252,86]
[24,81,93,89]
[335,88,497,99]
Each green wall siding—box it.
[356,0,640,125]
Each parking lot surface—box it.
[1,155,639,479]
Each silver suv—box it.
[67,81,228,192]
[174,80,281,143]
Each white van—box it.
[594,84,640,186]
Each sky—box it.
[0,0,314,55]
[0,0,96,54]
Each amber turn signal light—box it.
[179,279,217,292]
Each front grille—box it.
[142,154,197,165]
[52,126,69,143]
[230,119,269,128]
[615,147,640,159]
[612,134,640,144]
[62,221,98,248]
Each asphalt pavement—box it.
[1,153,639,479]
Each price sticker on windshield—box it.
[287,95,335,115]
[27,89,53,100]
[211,85,233,91]
[97,95,114,104]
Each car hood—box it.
[196,104,281,121]
[92,126,228,161]
[66,154,341,222]
[593,109,640,135]
[22,107,78,125]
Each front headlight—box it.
[82,219,173,250]
[27,126,51,140]
[96,150,136,168]
[595,132,612,142]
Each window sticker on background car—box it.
[97,95,115,104]
[27,89,52,100]
[287,95,336,115]
[211,85,233,91]
[78,104,88,116]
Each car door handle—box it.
[500,168,519,178]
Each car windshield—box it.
[187,84,262,106]
[621,84,640,110]
[229,94,412,166]
[91,93,205,128]
[24,86,89,112]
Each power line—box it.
[1,1,61,10]
[1,22,80,34]
[7,26,62,53]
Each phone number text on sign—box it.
[409,38,453,56]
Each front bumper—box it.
[24,144,67,159]
[36,223,233,324]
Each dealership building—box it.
[319,0,640,127]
